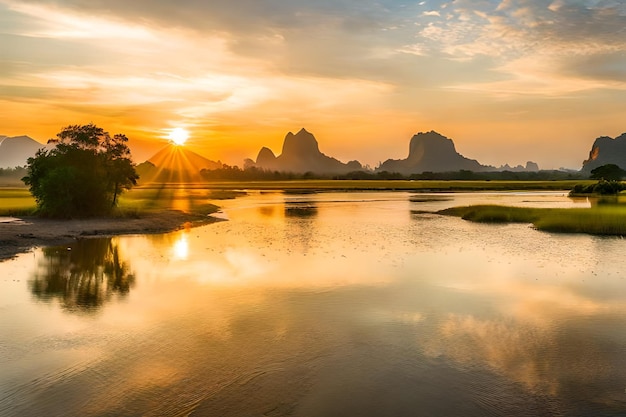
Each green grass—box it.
[117,187,220,215]
[0,188,36,216]
[0,187,220,218]
[535,208,626,235]
[439,204,626,236]
[439,205,542,223]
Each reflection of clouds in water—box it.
[423,314,560,396]
[222,248,271,281]
[422,313,612,399]
[88,193,626,406]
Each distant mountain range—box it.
[581,133,626,172]
[252,129,539,175]
[252,128,363,174]
[0,135,47,168]
[7,129,626,178]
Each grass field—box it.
[438,204,626,236]
[0,188,36,216]
[0,179,591,215]
[117,187,223,215]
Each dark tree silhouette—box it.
[22,124,139,217]
[590,164,626,181]
[29,238,136,312]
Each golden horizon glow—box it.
[168,128,189,146]
[1,0,625,169]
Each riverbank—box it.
[0,210,221,261]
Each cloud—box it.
[2,0,626,168]
[8,0,625,94]
[409,0,626,95]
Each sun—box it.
[168,127,189,146]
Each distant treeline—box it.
[0,166,27,176]
[0,166,27,185]
[2,164,588,185]
[199,165,587,181]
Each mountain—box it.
[0,135,47,168]
[139,144,223,182]
[581,133,626,172]
[253,128,362,174]
[376,131,487,174]
[496,161,539,172]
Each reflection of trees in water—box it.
[284,201,318,218]
[284,200,318,253]
[29,238,135,312]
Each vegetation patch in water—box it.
[534,208,626,235]
[438,205,541,223]
[439,205,626,236]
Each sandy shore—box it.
[0,211,221,261]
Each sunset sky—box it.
[1,0,625,169]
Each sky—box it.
[1,0,625,169]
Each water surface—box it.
[2,191,626,416]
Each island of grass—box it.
[438,204,626,236]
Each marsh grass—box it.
[439,205,542,223]
[535,208,626,235]
[0,188,36,216]
[439,205,626,235]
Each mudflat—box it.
[0,211,219,261]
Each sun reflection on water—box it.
[172,234,189,260]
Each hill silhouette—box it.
[138,144,223,182]
[581,133,626,172]
[253,128,362,174]
[376,131,488,174]
[0,135,47,168]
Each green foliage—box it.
[22,124,139,218]
[439,204,626,236]
[570,179,625,196]
[590,164,626,181]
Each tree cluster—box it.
[569,164,626,196]
[589,164,626,181]
[22,124,139,218]
[570,179,626,196]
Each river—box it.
[1,191,625,416]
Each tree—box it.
[22,124,139,217]
[590,164,626,181]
